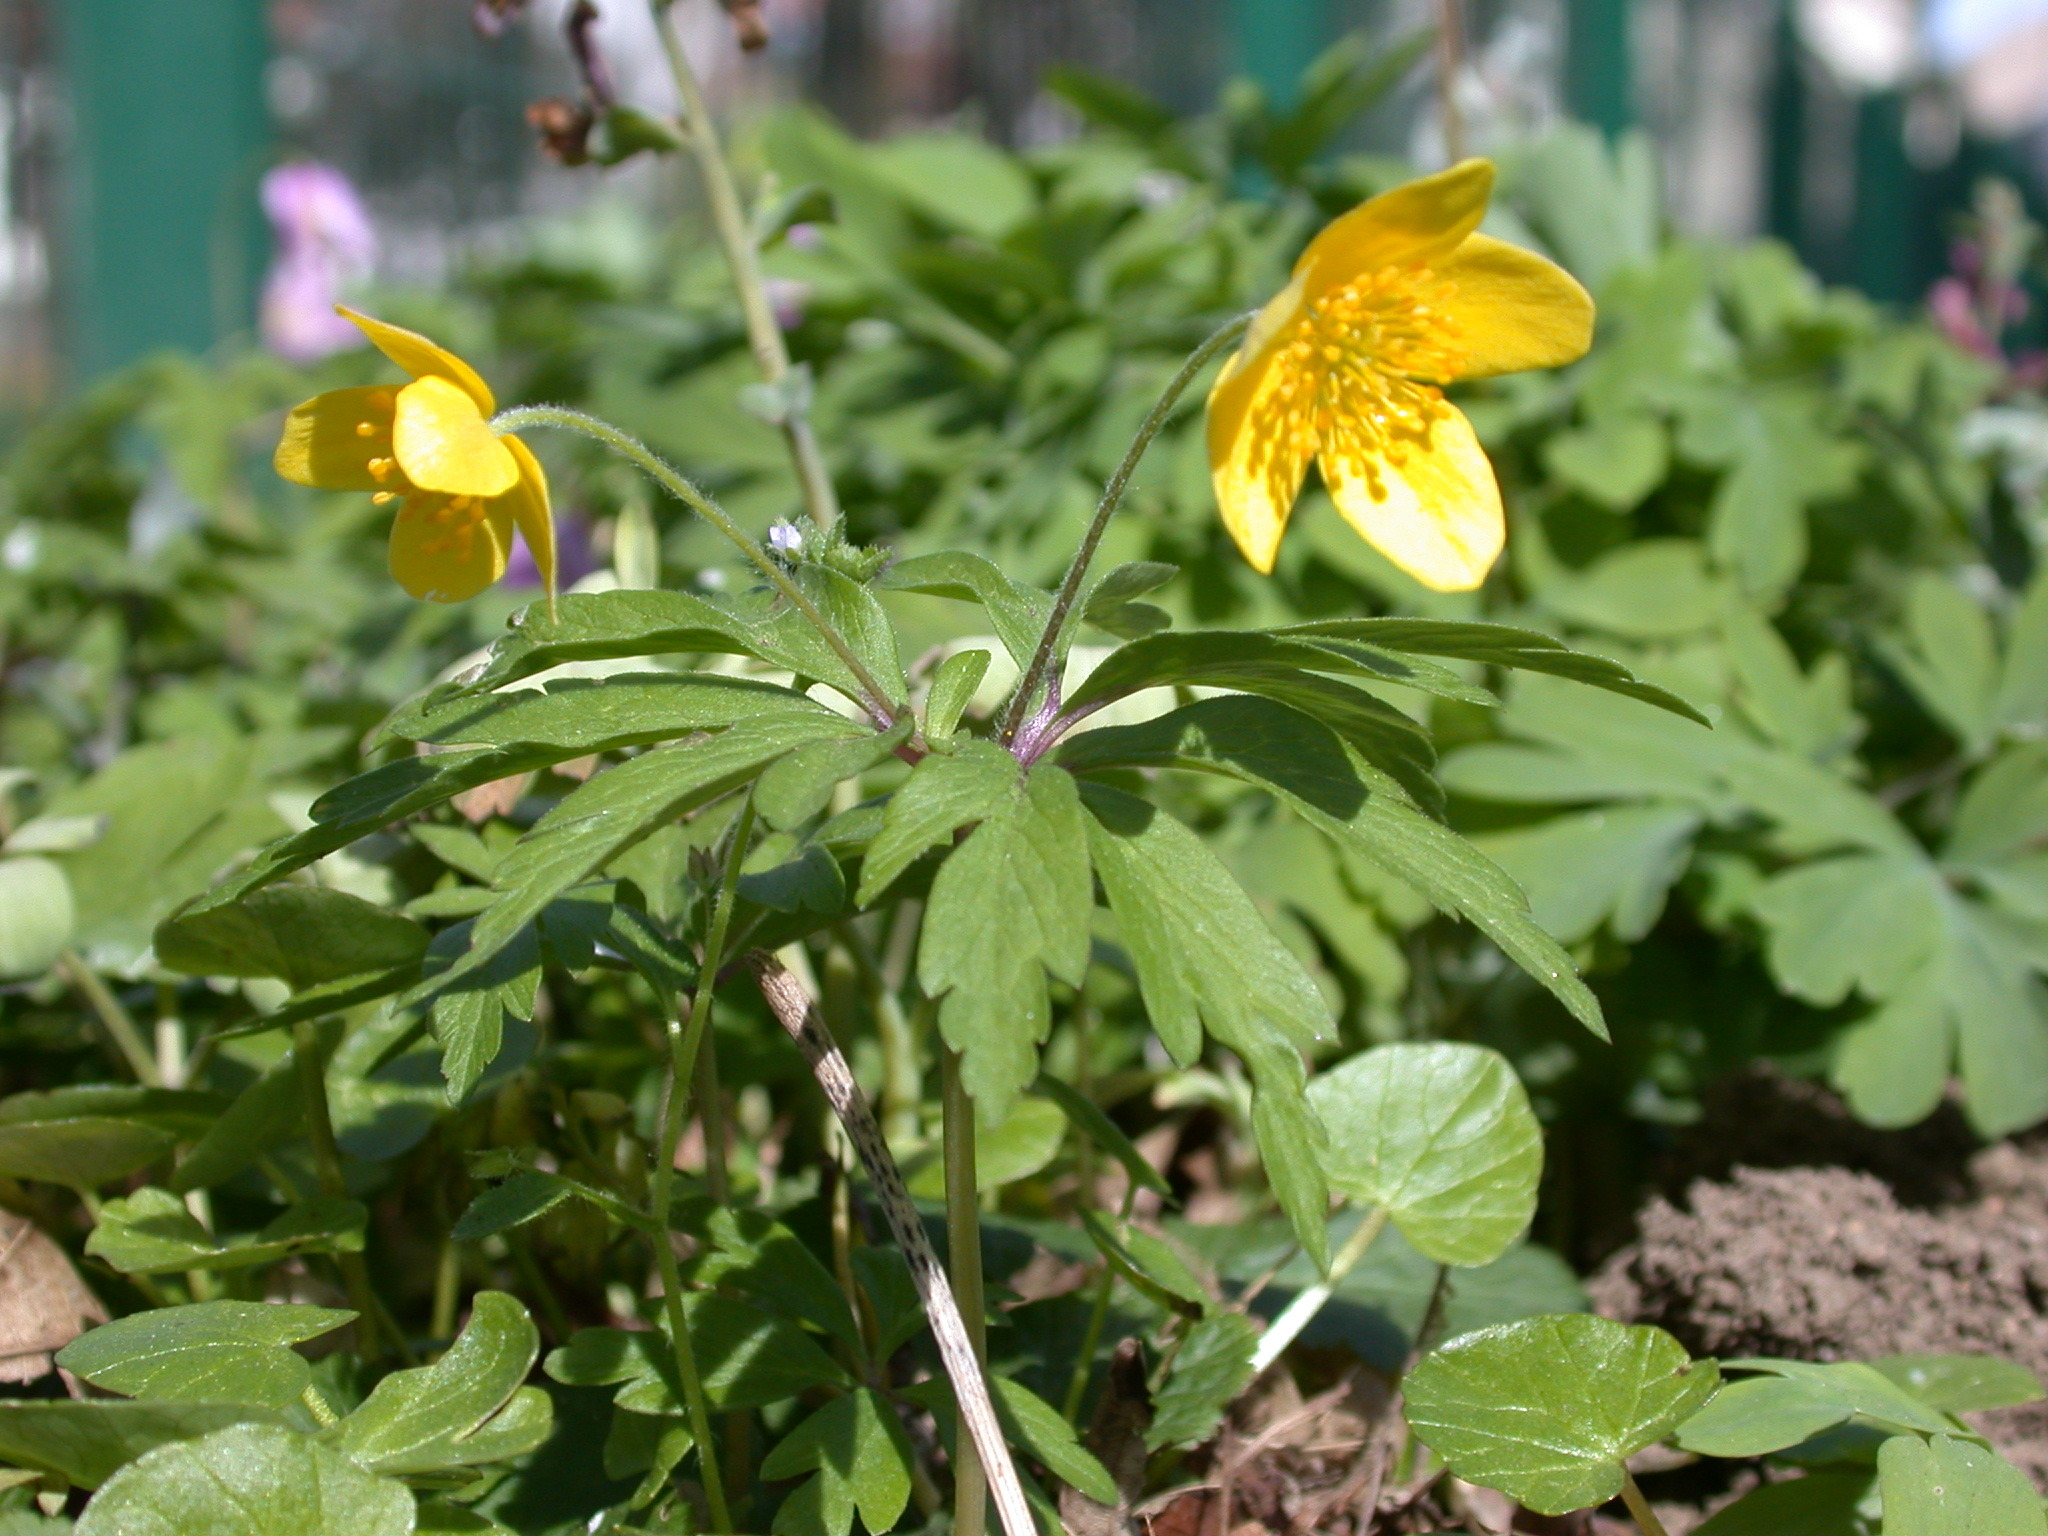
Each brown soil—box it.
[1589,1151,2048,1488]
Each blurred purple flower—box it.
[259,162,376,363]
[506,511,598,592]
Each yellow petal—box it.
[1295,160,1496,300]
[274,387,395,489]
[1433,234,1595,380]
[1319,404,1503,592]
[392,376,521,498]
[339,306,497,414]
[497,434,556,603]
[388,492,515,603]
[1208,329,1315,574]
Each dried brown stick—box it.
[748,952,1039,1536]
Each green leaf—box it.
[334,1292,551,1476]
[676,1203,862,1360]
[1064,698,1606,1042]
[86,1190,366,1276]
[421,920,541,1104]
[544,1296,848,1417]
[0,1089,224,1188]
[0,1401,290,1489]
[923,650,990,743]
[1880,575,2001,756]
[754,722,911,832]
[1868,1354,2046,1413]
[1674,1376,1864,1458]
[792,564,907,705]
[601,1410,693,1514]
[1307,1042,1542,1267]
[918,762,1092,1120]
[1403,1315,1720,1515]
[1146,1312,1258,1451]
[1064,630,1494,717]
[1690,1469,1876,1536]
[74,1423,413,1536]
[0,858,72,979]
[1083,784,1333,1264]
[1034,1075,1169,1197]
[1474,805,1701,944]
[1077,1211,1205,1316]
[154,887,428,991]
[452,1173,576,1242]
[384,672,834,753]
[760,1390,914,1536]
[170,1037,326,1193]
[1751,855,1944,1009]
[1877,1433,2046,1535]
[57,1303,355,1410]
[855,741,1018,904]
[993,1378,1118,1504]
[1543,413,1669,512]
[879,553,1051,669]
[1711,1360,1954,1437]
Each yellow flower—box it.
[1207,159,1593,591]
[274,307,555,605]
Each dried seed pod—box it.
[719,0,770,51]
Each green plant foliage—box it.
[85,1190,367,1275]
[1877,1432,2048,1534]
[0,1403,292,1490]
[759,1390,915,1536]
[56,1304,355,1409]
[1402,1315,1719,1514]
[73,1424,414,1536]
[1146,1313,1259,1451]
[1308,1041,1541,1266]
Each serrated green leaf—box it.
[335,1292,550,1476]
[1308,1042,1541,1267]
[75,1423,414,1536]
[855,741,1018,904]
[919,762,1091,1120]
[452,1173,576,1242]
[880,553,1052,669]
[1146,1312,1257,1451]
[58,1303,354,1410]
[1403,1315,1719,1515]
[676,1202,862,1359]
[153,888,428,991]
[384,672,833,753]
[754,722,911,832]
[1877,1432,2046,1535]
[421,919,541,1104]
[543,1296,848,1418]
[86,1191,365,1276]
[0,1401,290,1489]
[1082,783,1332,1264]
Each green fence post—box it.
[58,0,271,383]
[1565,0,1631,135]
[1229,0,1330,107]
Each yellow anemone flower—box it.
[274,307,555,605]
[1207,159,1593,591]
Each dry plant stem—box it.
[651,0,841,531]
[290,1020,414,1365]
[941,1048,989,1536]
[1249,1205,1390,1374]
[489,405,897,724]
[1620,1473,1671,1536]
[747,953,1038,1536]
[59,951,159,1086]
[647,797,755,1535]
[1001,312,1252,747]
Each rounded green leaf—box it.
[75,1423,414,1536]
[1308,1042,1541,1266]
[58,1303,355,1410]
[1403,1314,1720,1516]
[0,858,72,979]
[1878,1432,2048,1535]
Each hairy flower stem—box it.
[1620,1473,1671,1536]
[290,1020,415,1366]
[489,405,897,726]
[1001,312,1252,749]
[650,0,841,531]
[1248,1205,1390,1374]
[648,796,755,1534]
[940,1049,988,1536]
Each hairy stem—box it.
[489,404,896,725]
[1000,312,1251,747]
[1620,1472,1671,1536]
[648,795,756,1534]
[650,0,841,530]
[1248,1205,1390,1374]
[290,1021,414,1365]
[60,952,159,1086]
[941,1048,988,1536]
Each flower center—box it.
[1273,266,1465,500]
[402,490,491,561]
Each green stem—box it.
[1248,1205,1389,1374]
[649,0,841,531]
[999,312,1251,746]
[1620,1472,1671,1536]
[489,404,896,725]
[59,952,160,1086]
[941,1048,987,1536]
[832,918,922,1149]
[291,1021,415,1366]
[647,796,756,1535]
